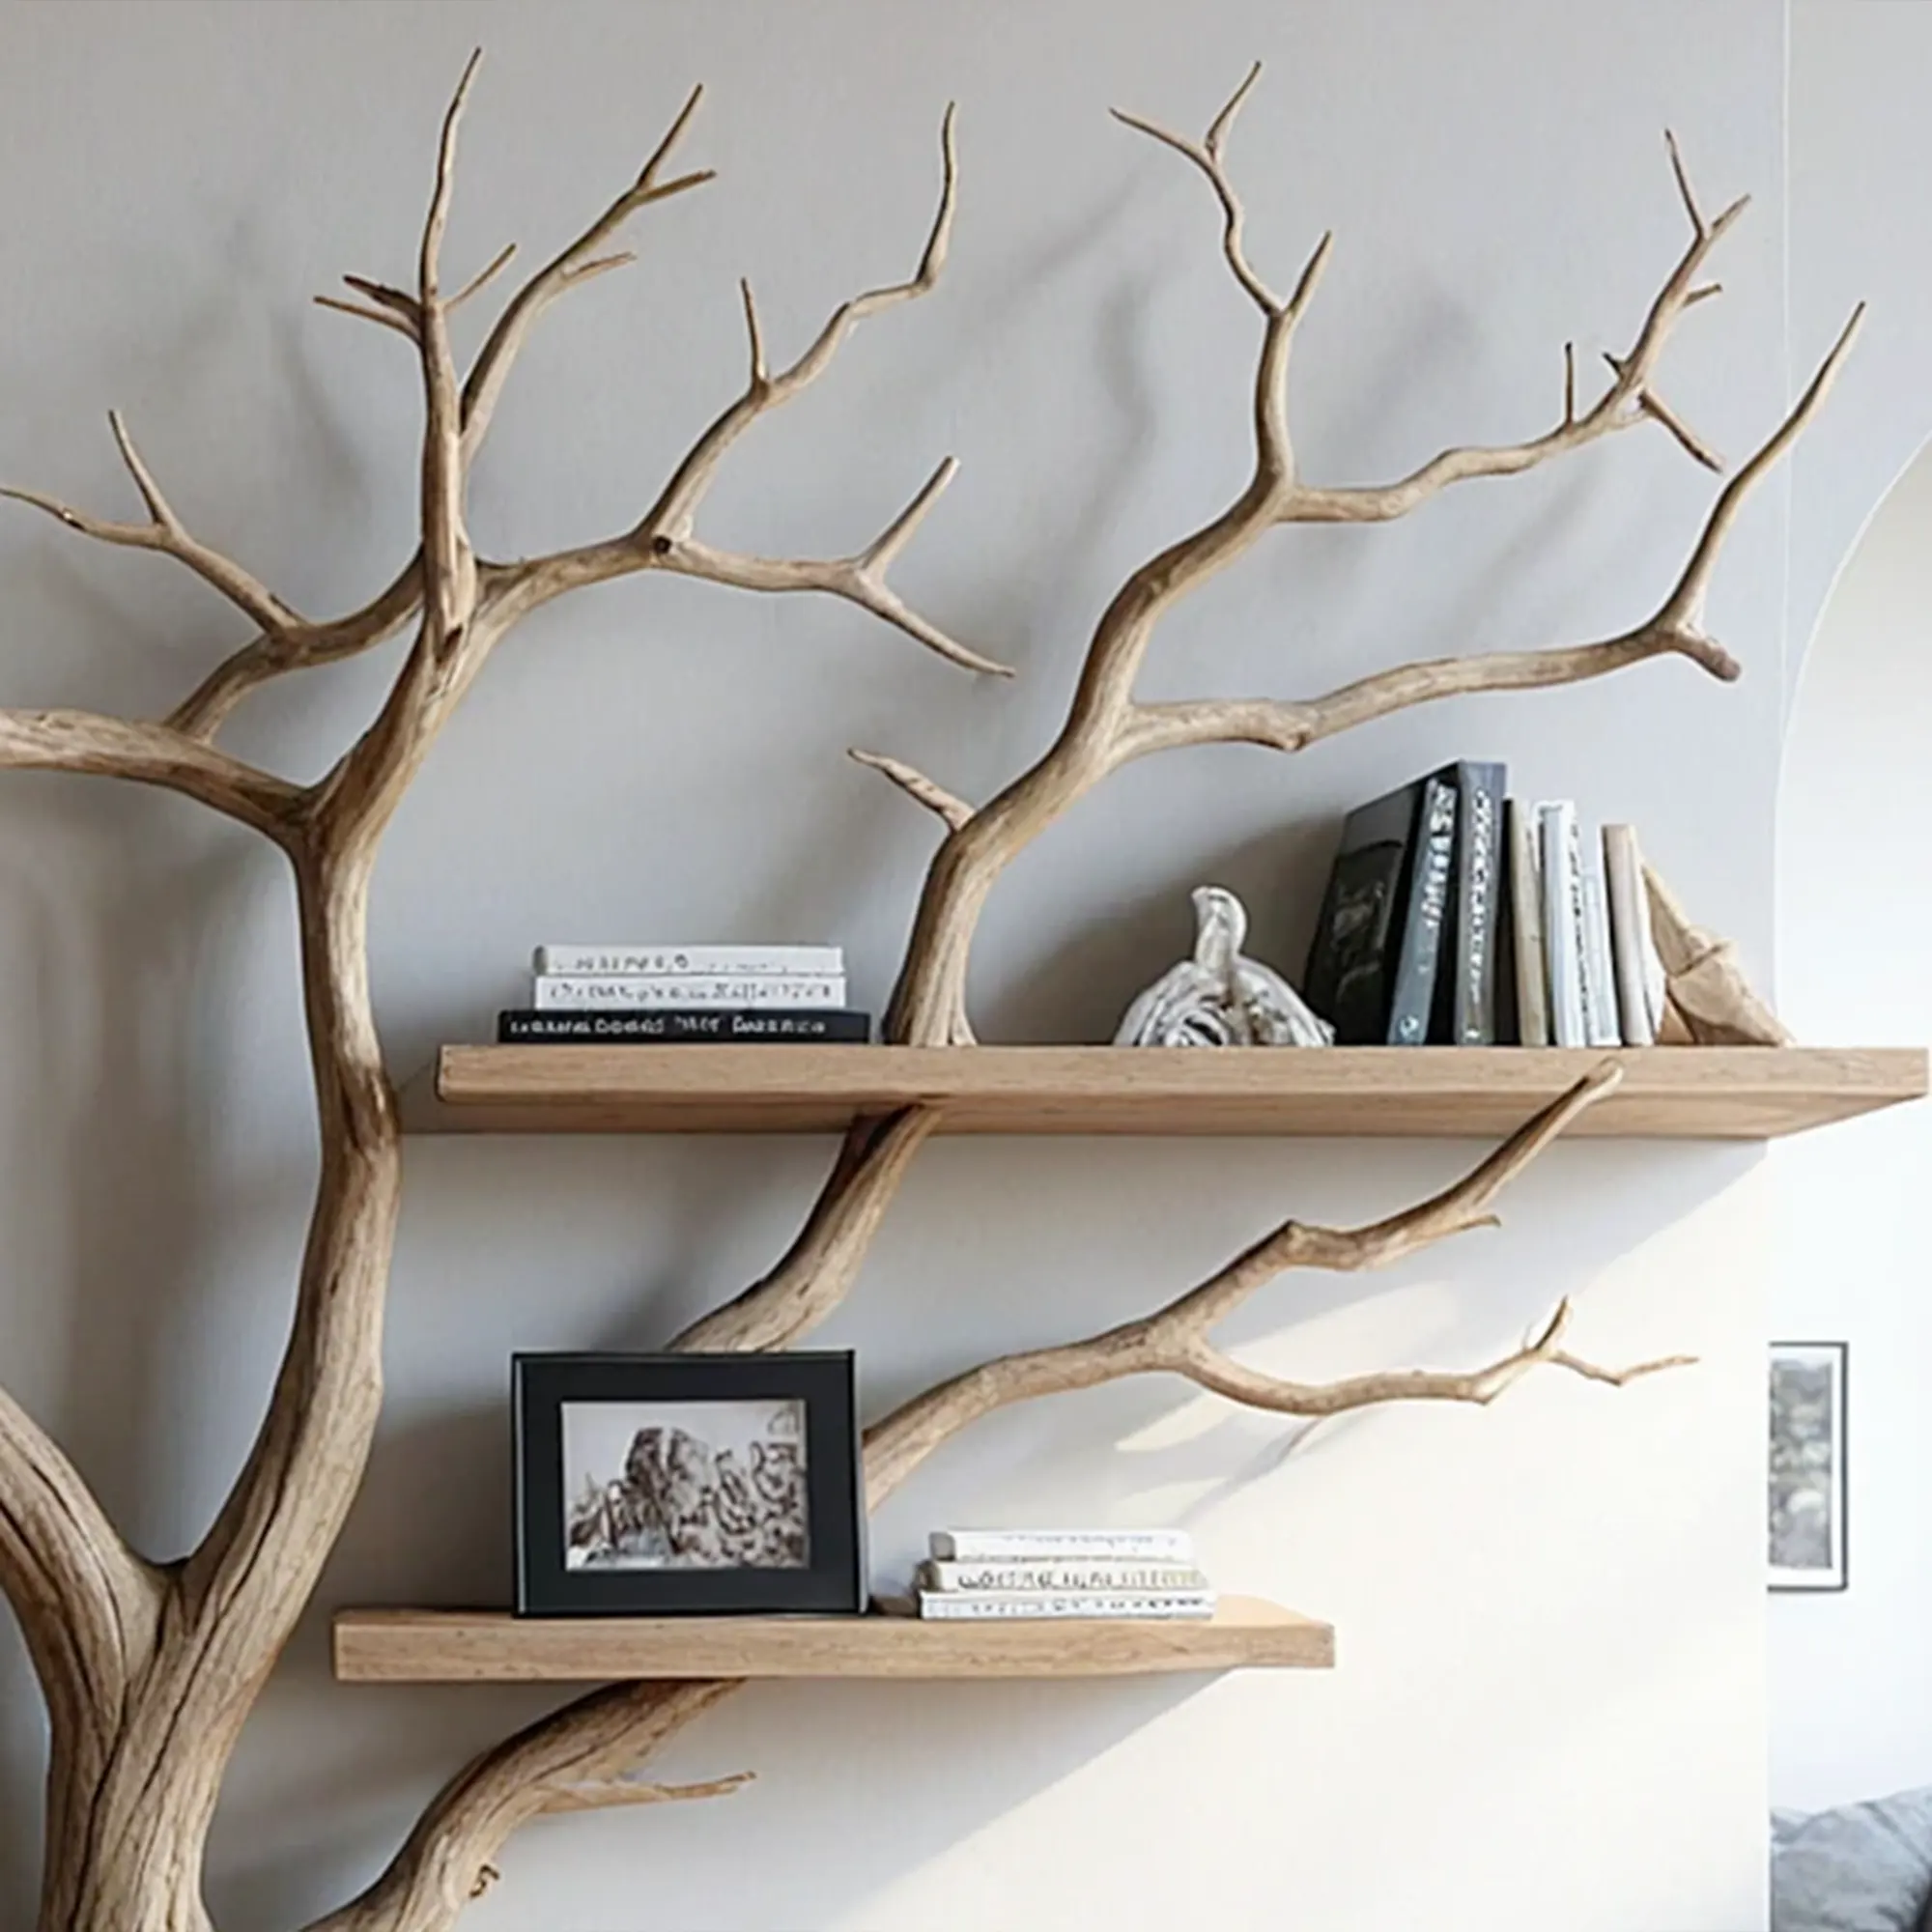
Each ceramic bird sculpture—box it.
[1115,886,1335,1047]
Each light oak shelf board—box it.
[332,1599,1333,1682]
[403,1044,1926,1142]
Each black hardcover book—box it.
[497,1009,872,1044]
[1430,760,1507,1044]
[1303,780,1423,1044]
[1385,773,1458,1045]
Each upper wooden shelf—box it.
[332,1598,1333,1682]
[403,1044,1926,1142]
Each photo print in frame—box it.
[515,1351,865,1617]
[1769,1341,1847,1593]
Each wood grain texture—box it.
[412,1044,1928,1141]
[332,1599,1334,1682]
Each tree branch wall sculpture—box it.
[0,55,1855,1932]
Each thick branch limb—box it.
[2,412,308,639]
[674,1107,940,1351]
[0,1385,166,1723]
[0,707,304,838]
[865,1066,1646,1498]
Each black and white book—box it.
[927,1527,1193,1563]
[535,944,842,978]
[1386,772,1458,1045]
[498,1009,871,1044]
[1436,760,1506,1044]
[919,1558,1209,1594]
[1302,779,1426,1043]
[1602,823,1658,1046]
[913,1589,1216,1622]
[533,974,847,1011]
[1537,802,1586,1047]
[1507,799,1549,1046]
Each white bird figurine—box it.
[1115,886,1335,1047]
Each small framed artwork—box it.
[515,1351,865,1618]
[1769,1341,1848,1593]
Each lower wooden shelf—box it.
[332,1598,1334,1682]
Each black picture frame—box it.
[1769,1340,1848,1594]
[514,1351,865,1617]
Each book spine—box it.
[533,974,847,1010]
[498,1009,871,1044]
[920,1559,1209,1594]
[927,1528,1194,1563]
[1578,857,1619,1048]
[1537,803,1585,1047]
[1508,800,1549,1046]
[1385,775,1457,1045]
[914,1590,1217,1621]
[1452,762,1506,1043]
[534,945,843,977]
[1601,824,1657,1046]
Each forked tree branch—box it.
[2,412,308,640]
[0,1386,166,1726]
[862,1065,1692,1496]
[484,104,1006,680]
[879,69,1858,1043]
[315,1070,1672,1930]
[1119,303,1864,762]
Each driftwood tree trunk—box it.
[0,55,1856,1932]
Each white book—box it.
[920,1558,1209,1594]
[1602,824,1657,1046]
[535,944,843,978]
[1536,803,1585,1047]
[927,1527,1194,1563]
[533,974,847,1010]
[915,1589,1217,1621]
[1577,855,1620,1048]
[1507,799,1548,1046]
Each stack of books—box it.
[888,1527,1216,1621]
[497,944,872,1044]
[1302,763,1665,1047]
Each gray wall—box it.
[0,4,1812,1927]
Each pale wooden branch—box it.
[0,707,304,838]
[1115,305,1861,764]
[166,561,424,741]
[481,105,989,690]
[303,1682,737,1932]
[849,748,976,829]
[882,90,1848,1045]
[673,1107,941,1351]
[460,81,714,464]
[1,412,308,639]
[864,1066,1680,1500]
[0,1385,166,1725]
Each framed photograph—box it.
[514,1351,865,1617]
[1769,1341,1848,1593]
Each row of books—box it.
[1302,763,1666,1047]
[497,944,873,1044]
[882,1526,1216,1621]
